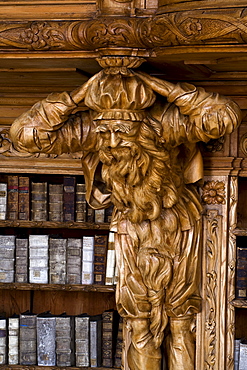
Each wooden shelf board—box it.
[0,282,115,293]
[0,220,110,230]
[232,228,247,236]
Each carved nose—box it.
[110,132,121,148]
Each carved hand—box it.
[134,71,175,97]
[70,71,103,105]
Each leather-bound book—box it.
[75,313,90,367]
[89,314,102,367]
[66,238,82,284]
[0,235,15,283]
[75,183,87,222]
[0,317,6,365]
[49,183,63,222]
[105,204,114,223]
[8,315,19,365]
[56,313,75,367]
[7,175,18,220]
[102,309,119,368]
[15,237,28,283]
[114,316,123,368]
[95,209,105,223]
[105,231,116,285]
[82,236,94,285]
[29,234,49,284]
[93,234,108,285]
[86,205,95,223]
[37,312,56,366]
[18,176,30,220]
[31,182,48,221]
[19,311,37,365]
[0,183,7,220]
[63,176,76,222]
[49,237,67,284]
[236,242,247,299]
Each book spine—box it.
[105,232,116,285]
[75,183,86,222]
[49,184,63,222]
[18,176,30,220]
[7,175,18,220]
[105,204,114,223]
[234,338,241,370]
[75,316,90,367]
[0,183,7,220]
[29,235,49,284]
[8,317,19,365]
[31,182,48,221]
[90,315,102,367]
[15,238,28,283]
[63,176,76,222]
[19,314,37,365]
[0,319,6,365]
[114,317,123,368]
[66,238,82,284]
[95,209,105,223]
[82,236,94,285]
[102,311,114,368]
[93,235,108,285]
[236,246,247,299]
[37,316,56,366]
[86,205,95,223]
[239,341,247,370]
[0,235,15,283]
[49,238,67,284]
[55,316,75,367]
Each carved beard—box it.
[98,125,179,224]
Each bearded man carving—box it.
[9,57,242,370]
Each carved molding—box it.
[1,8,247,51]
[201,181,226,205]
[226,176,238,370]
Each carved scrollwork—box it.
[201,181,226,205]
[204,209,221,370]
[1,8,247,50]
[201,137,225,153]
[239,132,247,156]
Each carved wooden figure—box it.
[9,56,241,370]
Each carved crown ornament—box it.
[1,7,247,51]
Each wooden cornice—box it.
[0,7,247,53]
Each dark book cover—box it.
[236,245,247,299]
[93,235,108,285]
[19,311,37,365]
[102,309,119,368]
[114,316,123,368]
[63,176,76,222]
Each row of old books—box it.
[0,175,113,223]
[0,310,123,368]
[0,233,117,286]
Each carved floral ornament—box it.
[1,8,247,50]
[201,181,226,205]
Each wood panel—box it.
[0,289,31,316]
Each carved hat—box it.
[84,57,156,122]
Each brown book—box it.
[93,235,108,285]
[49,184,63,222]
[236,242,247,299]
[86,205,95,223]
[75,183,87,222]
[18,176,30,220]
[102,310,119,368]
[31,182,48,221]
[63,176,76,222]
[7,175,18,220]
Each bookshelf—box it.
[0,170,119,369]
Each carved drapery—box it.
[1,8,247,51]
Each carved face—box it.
[95,120,140,150]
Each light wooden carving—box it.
[1,7,247,51]
[8,56,241,369]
